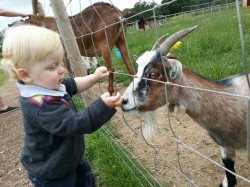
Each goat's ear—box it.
[162,56,172,68]
[161,57,182,79]
[16,68,32,83]
[168,59,182,79]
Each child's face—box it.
[28,45,65,90]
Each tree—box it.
[123,1,160,24]
[160,0,192,15]
[159,0,232,15]
[132,1,158,18]
[125,0,231,20]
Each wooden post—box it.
[37,2,45,16]
[31,0,38,15]
[49,0,95,105]
[49,0,87,77]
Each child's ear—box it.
[16,68,32,83]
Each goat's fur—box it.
[25,2,134,94]
[122,30,249,187]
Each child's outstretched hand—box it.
[101,92,123,108]
[94,66,109,81]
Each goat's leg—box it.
[219,147,237,187]
[108,67,115,95]
[116,34,134,80]
[101,47,114,95]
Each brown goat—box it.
[122,26,249,187]
[25,2,134,94]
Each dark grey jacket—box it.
[17,77,116,179]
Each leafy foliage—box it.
[124,0,237,19]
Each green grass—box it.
[85,128,162,187]
[0,67,8,86]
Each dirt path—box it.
[0,78,32,187]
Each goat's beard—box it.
[123,110,156,142]
[140,111,156,142]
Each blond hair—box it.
[2,25,62,80]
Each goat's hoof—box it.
[219,180,237,187]
[219,184,236,187]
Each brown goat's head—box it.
[121,26,198,114]
[25,15,58,31]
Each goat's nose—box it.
[122,98,128,105]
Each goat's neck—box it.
[173,68,238,125]
[171,68,223,107]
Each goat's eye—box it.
[149,72,159,79]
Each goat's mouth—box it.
[122,108,139,116]
[121,107,136,112]
[121,107,139,115]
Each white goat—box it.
[122,26,249,187]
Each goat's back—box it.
[217,73,250,96]
[74,2,123,30]
[71,2,125,56]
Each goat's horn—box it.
[158,25,198,55]
[151,34,168,51]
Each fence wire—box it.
[49,0,250,186]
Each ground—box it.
[0,78,32,187]
[0,78,249,187]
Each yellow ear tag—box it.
[171,41,181,50]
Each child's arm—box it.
[74,66,123,108]
[74,66,109,93]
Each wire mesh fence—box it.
[46,0,250,186]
